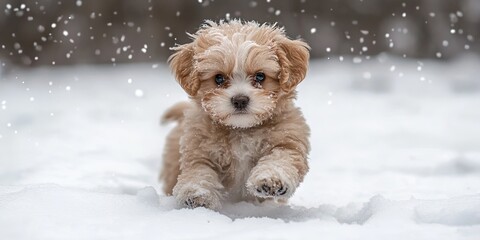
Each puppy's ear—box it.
[276,39,310,92]
[168,44,199,96]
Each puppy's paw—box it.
[173,185,221,210]
[246,170,297,199]
[251,177,288,197]
[184,195,215,209]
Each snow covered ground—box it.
[1,54,480,239]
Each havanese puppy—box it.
[160,20,310,210]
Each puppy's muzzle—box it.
[231,95,250,111]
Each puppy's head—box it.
[169,20,310,128]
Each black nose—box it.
[231,95,250,110]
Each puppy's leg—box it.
[173,163,224,210]
[247,148,308,200]
[160,102,191,195]
[160,125,182,195]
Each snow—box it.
[1,55,480,239]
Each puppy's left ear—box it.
[276,39,310,92]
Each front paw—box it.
[173,185,221,210]
[184,195,212,209]
[251,177,288,197]
[246,172,296,199]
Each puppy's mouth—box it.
[232,109,249,115]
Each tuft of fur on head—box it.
[168,19,310,129]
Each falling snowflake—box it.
[135,89,144,98]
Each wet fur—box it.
[160,20,310,210]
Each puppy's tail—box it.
[161,101,192,124]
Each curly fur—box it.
[160,20,311,210]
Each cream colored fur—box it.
[160,20,310,210]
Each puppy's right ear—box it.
[168,44,199,96]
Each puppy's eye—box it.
[215,74,226,85]
[254,72,265,83]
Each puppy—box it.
[160,20,310,210]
